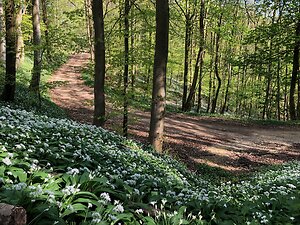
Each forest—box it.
[0,0,300,224]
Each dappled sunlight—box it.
[49,53,300,173]
[191,157,243,172]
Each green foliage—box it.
[81,63,152,112]
[1,106,300,224]
[0,55,66,118]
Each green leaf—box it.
[10,167,27,182]
[142,217,156,225]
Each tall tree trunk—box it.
[248,75,255,118]
[41,0,51,61]
[206,68,212,113]
[92,0,106,127]
[145,31,152,94]
[84,0,94,61]
[276,53,281,120]
[196,55,204,113]
[289,19,300,120]
[182,14,192,110]
[210,15,222,114]
[262,63,272,119]
[262,9,275,120]
[149,0,169,153]
[185,0,205,112]
[29,0,42,95]
[1,0,17,101]
[220,64,232,114]
[0,0,5,64]
[130,9,135,91]
[15,6,25,68]
[284,65,288,120]
[206,32,214,113]
[123,0,130,137]
[235,66,241,115]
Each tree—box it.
[1,0,17,101]
[289,18,300,120]
[29,0,42,95]
[84,0,94,61]
[184,0,205,112]
[123,0,130,137]
[210,14,222,114]
[41,0,51,61]
[92,0,106,126]
[174,0,196,111]
[15,3,25,68]
[0,0,5,64]
[149,0,169,152]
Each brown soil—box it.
[50,53,300,173]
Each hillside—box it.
[0,106,300,224]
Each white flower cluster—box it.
[62,185,80,196]
[1,105,300,224]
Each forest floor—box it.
[50,53,300,173]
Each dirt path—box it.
[50,53,300,172]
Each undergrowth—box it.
[0,106,300,224]
[0,56,67,119]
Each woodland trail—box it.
[50,53,300,173]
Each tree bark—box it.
[130,9,135,92]
[185,0,205,112]
[182,14,192,110]
[15,6,25,68]
[289,19,300,120]
[29,0,42,95]
[206,32,215,113]
[220,64,232,114]
[210,15,222,114]
[123,0,130,137]
[41,0,51,61]
[284,65,288,120]
[276,52,281,120]
[84,0,94,61]
[262,62,272,120]
[0,203,26,225]
[1,0,17,101]
[0,0,5,64]
[92,0,106,126]
[149,0,169,153]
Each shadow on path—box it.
[50,53,300,173]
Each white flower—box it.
[100,192,111,202]
[287,184,296,189]
[15,144,25,150]
[67,167,80,176]
[2,157,12,166]
[150,201,157,206]
[113,204,124,213]
[66,204,75,212]
[12,183,27,190]
[29,185,43,197]
[109,215,117,220]
[135,209,143,214]
[92,212,102,223]
[62,185,80,196]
